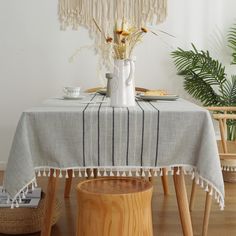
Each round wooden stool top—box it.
[77,177,153,195]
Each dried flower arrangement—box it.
[69,18,173,73]
[93,18,160,60]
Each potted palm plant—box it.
[171,24,236,141]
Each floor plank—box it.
[0,172,236,236]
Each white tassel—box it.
[7,196,10,204]
[15,200,19,208]
[141,170,146,177]
[37,170,41,177]
[148,170,152,177]
[201,179,204,188]
[176,167,180,175]
[97,169,101,177]
[191,172,195,180]
[154,170,158,176]
[135,169,140,176]
[209,187,213,196]
[205,184,209,192]
[18,195,22,203]
[78,169,82,177]
[91,170,94,177]
[84,170,88,177]
[110,170,114,176]
[128,170,132,176]
[103,170,108,176]
[53,170,57,177]
[34,180,38,187]
[59,170,63,178]
[196,177,200,185]
[214,191,217,200]
[117,171,120,176]
[65,170,69,178]
[122,171,126,177]
[48,170,51,177]
[72,169,75,178]
[159,169,163,176]
[43,168,46,177]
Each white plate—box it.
[63,95,85,100]
[139,94,179,101]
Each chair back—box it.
[206,107,236,172]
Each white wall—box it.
[0,0,236,168]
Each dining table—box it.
[3,93,225,236]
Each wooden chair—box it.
[190,106,236,236]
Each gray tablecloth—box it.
[3,94,224,208]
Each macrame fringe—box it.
[58,0,167,69]
[4,165,224,210]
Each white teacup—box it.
[63,87,81,98]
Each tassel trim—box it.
[4,165,224,210]
[221,165,236,172]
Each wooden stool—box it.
[76,177,153,236]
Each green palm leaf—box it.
[171,44,226,106]
[228,24,236,64]
[221,76,236,105]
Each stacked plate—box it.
[138,94,179,101]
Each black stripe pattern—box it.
[148,101,160,166]
[136,101,145,166]
[126,107,130,165]
[97,95,106,166]
[82,93,97,166]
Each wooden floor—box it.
[0,172,236,236]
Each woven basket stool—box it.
[76,177,153,236]
[0,192,62,235]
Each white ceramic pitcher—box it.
[109,57,136,107]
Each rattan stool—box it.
[0,192,61,235]
[76,177,153,236]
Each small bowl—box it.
[63,86,81,97]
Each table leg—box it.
[64,169,73,198]
[202,191,212,236]
[173,167,193,236]
[93,168,98,178]
[161,168,169,195]
[189,180,196,211]
[41,169,59,236]
[86,168,92,178]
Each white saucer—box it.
[63,95,85,100]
